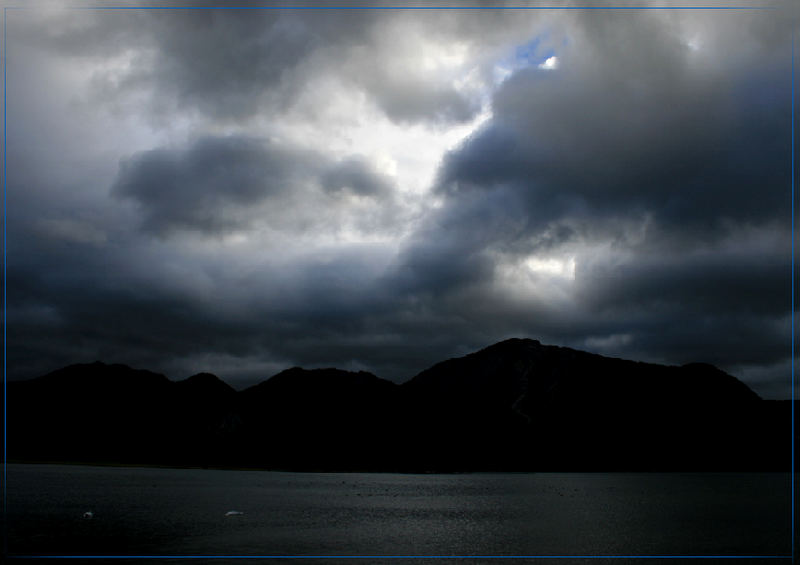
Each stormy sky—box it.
[4,1,797,397]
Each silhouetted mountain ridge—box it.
[7,338,790,471]
[36,361,171,389]
[177,372,237,404]
[404,338,760,410]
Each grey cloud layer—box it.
[6,6,797,398]
[391,8,795,384]
[24,7,493,125]
[114,137,296,235]
[113,136,401,237]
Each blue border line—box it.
[0,3,793,562]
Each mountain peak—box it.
[179,372,235,395]
[481,337,543,354]
[404,337,758,407]
[251,366,394,393]
[37,361,170,388]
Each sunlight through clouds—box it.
[538,55,560,70]
[5,4,794,398]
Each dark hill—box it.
[9,363,236,466]
[399,339,773,470]
[404,339,761,406]
[177,372,236,396]
[9,362,174,463]
[6,340,791,471]
[243,366,396,398]
[238,368,400,470]
[36,361,171,388]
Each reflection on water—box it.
[5,464,792,561]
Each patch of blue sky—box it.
[515,37,552,66]
[492,35,557,86]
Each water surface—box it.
[5,464,792,562]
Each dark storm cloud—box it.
[142,8,487,124]
[144,9,330,120]
[19,7,487,125]
[575,244,790,318]
[6,134,404,386]
[6,5,796,399]
[420,8,792,265]
[5,229,404,388]
[321,157,393,197]
[390,185,528,295]
[113,136,311,235]
[112,136,403,237]
[7,266,263,386]
[566,241,793,369]
[385,8,796,392]
[438,19,789,233]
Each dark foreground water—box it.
[4,464,793,563]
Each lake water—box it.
[4,464,793,563]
